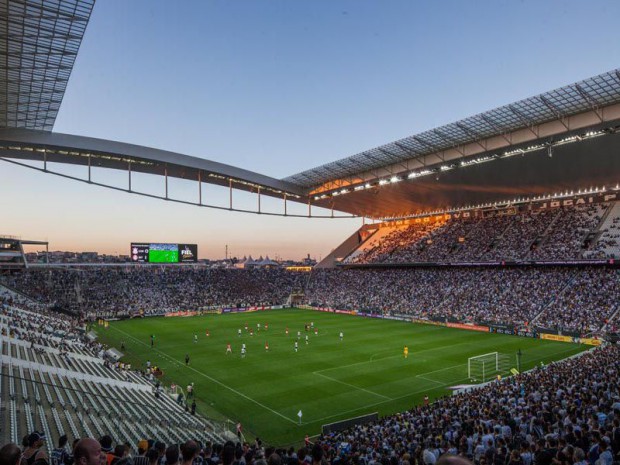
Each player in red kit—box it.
[226,343,232,354]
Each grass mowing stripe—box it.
[308,374,473,424]
[110,325,299,425]
[312,371,392,400]
[318,338,482,376]
[97,309,591,445]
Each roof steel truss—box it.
[285,69,620,189]
[0,0,95,131]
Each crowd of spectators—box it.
[1,268,307,320]
[541,268,620,333]
[305,267,620,333]
[484,211,557,261]
[2,345,618,465]
[584,204,620,260]
[320,344,620,465]
[348,203,615,265]
[529,205,605,260]
[1,253,620,463]
[2,261,619,334]
[348,223,442,264]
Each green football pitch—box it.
[95,309,589,446]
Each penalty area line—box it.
[308,374,471,424]
[312,371,391,400]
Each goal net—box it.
[468,352,512,382]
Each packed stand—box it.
[1,268,307,319]
[451,214,513,261]
[306,267,617,332]
[348,202,615,264]
[538,268,620,333]
[529,205,606,260]
[428,268,574,325]
[584,202,620,260]
[348,222,442,264]
[2,345,618,465]
[319,344,620,465]
[480,210,556,261]
[404,218,481,263]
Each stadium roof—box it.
[1,3,620,219]
[0,0,95,131]
[284,69,620,189]
[0,128,305,202]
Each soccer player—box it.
[194,334,198,344]
[294,341,298,353]
[314,328,318,336]
[404,345,409,359]
[305,334,309,345]
[241,346,246,358]
[285,327,289,336]
[297,330,301,339]
[226,343,232,355]
[185,354,190,365]
[257,323,261,332]
[244,323,248,331]
[150,334,155,347]
[205,329,210,337]
[265,341,269,351]
[250,328,254,337]
[339,331,344,341]
[265,323,269,331]
[238,328,242,337]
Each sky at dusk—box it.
[2,0,620,260]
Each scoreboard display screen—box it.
[131,243,197,263]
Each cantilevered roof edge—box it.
[284,68,620,188]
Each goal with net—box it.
[468,352,512,382]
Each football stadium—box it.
[1,2,620,465]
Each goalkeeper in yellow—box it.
[404,345,409,359]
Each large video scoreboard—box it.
[130,243,198,263]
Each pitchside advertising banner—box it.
[158,305,604,346]
[539,333,603,346]
[163,305,285,317]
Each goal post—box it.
[468,352,512,383]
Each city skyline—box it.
[3,0,620,259]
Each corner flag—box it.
[297,410,303,424]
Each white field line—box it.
[109,323,585,427]
[418,363,466,377]
[415,375,448,385]
[317,338,479,375]
[110,326,298,425]
[312,371,391,400]
[310,375,471,424]
[414,344,583,385]
[310,344,587,424]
